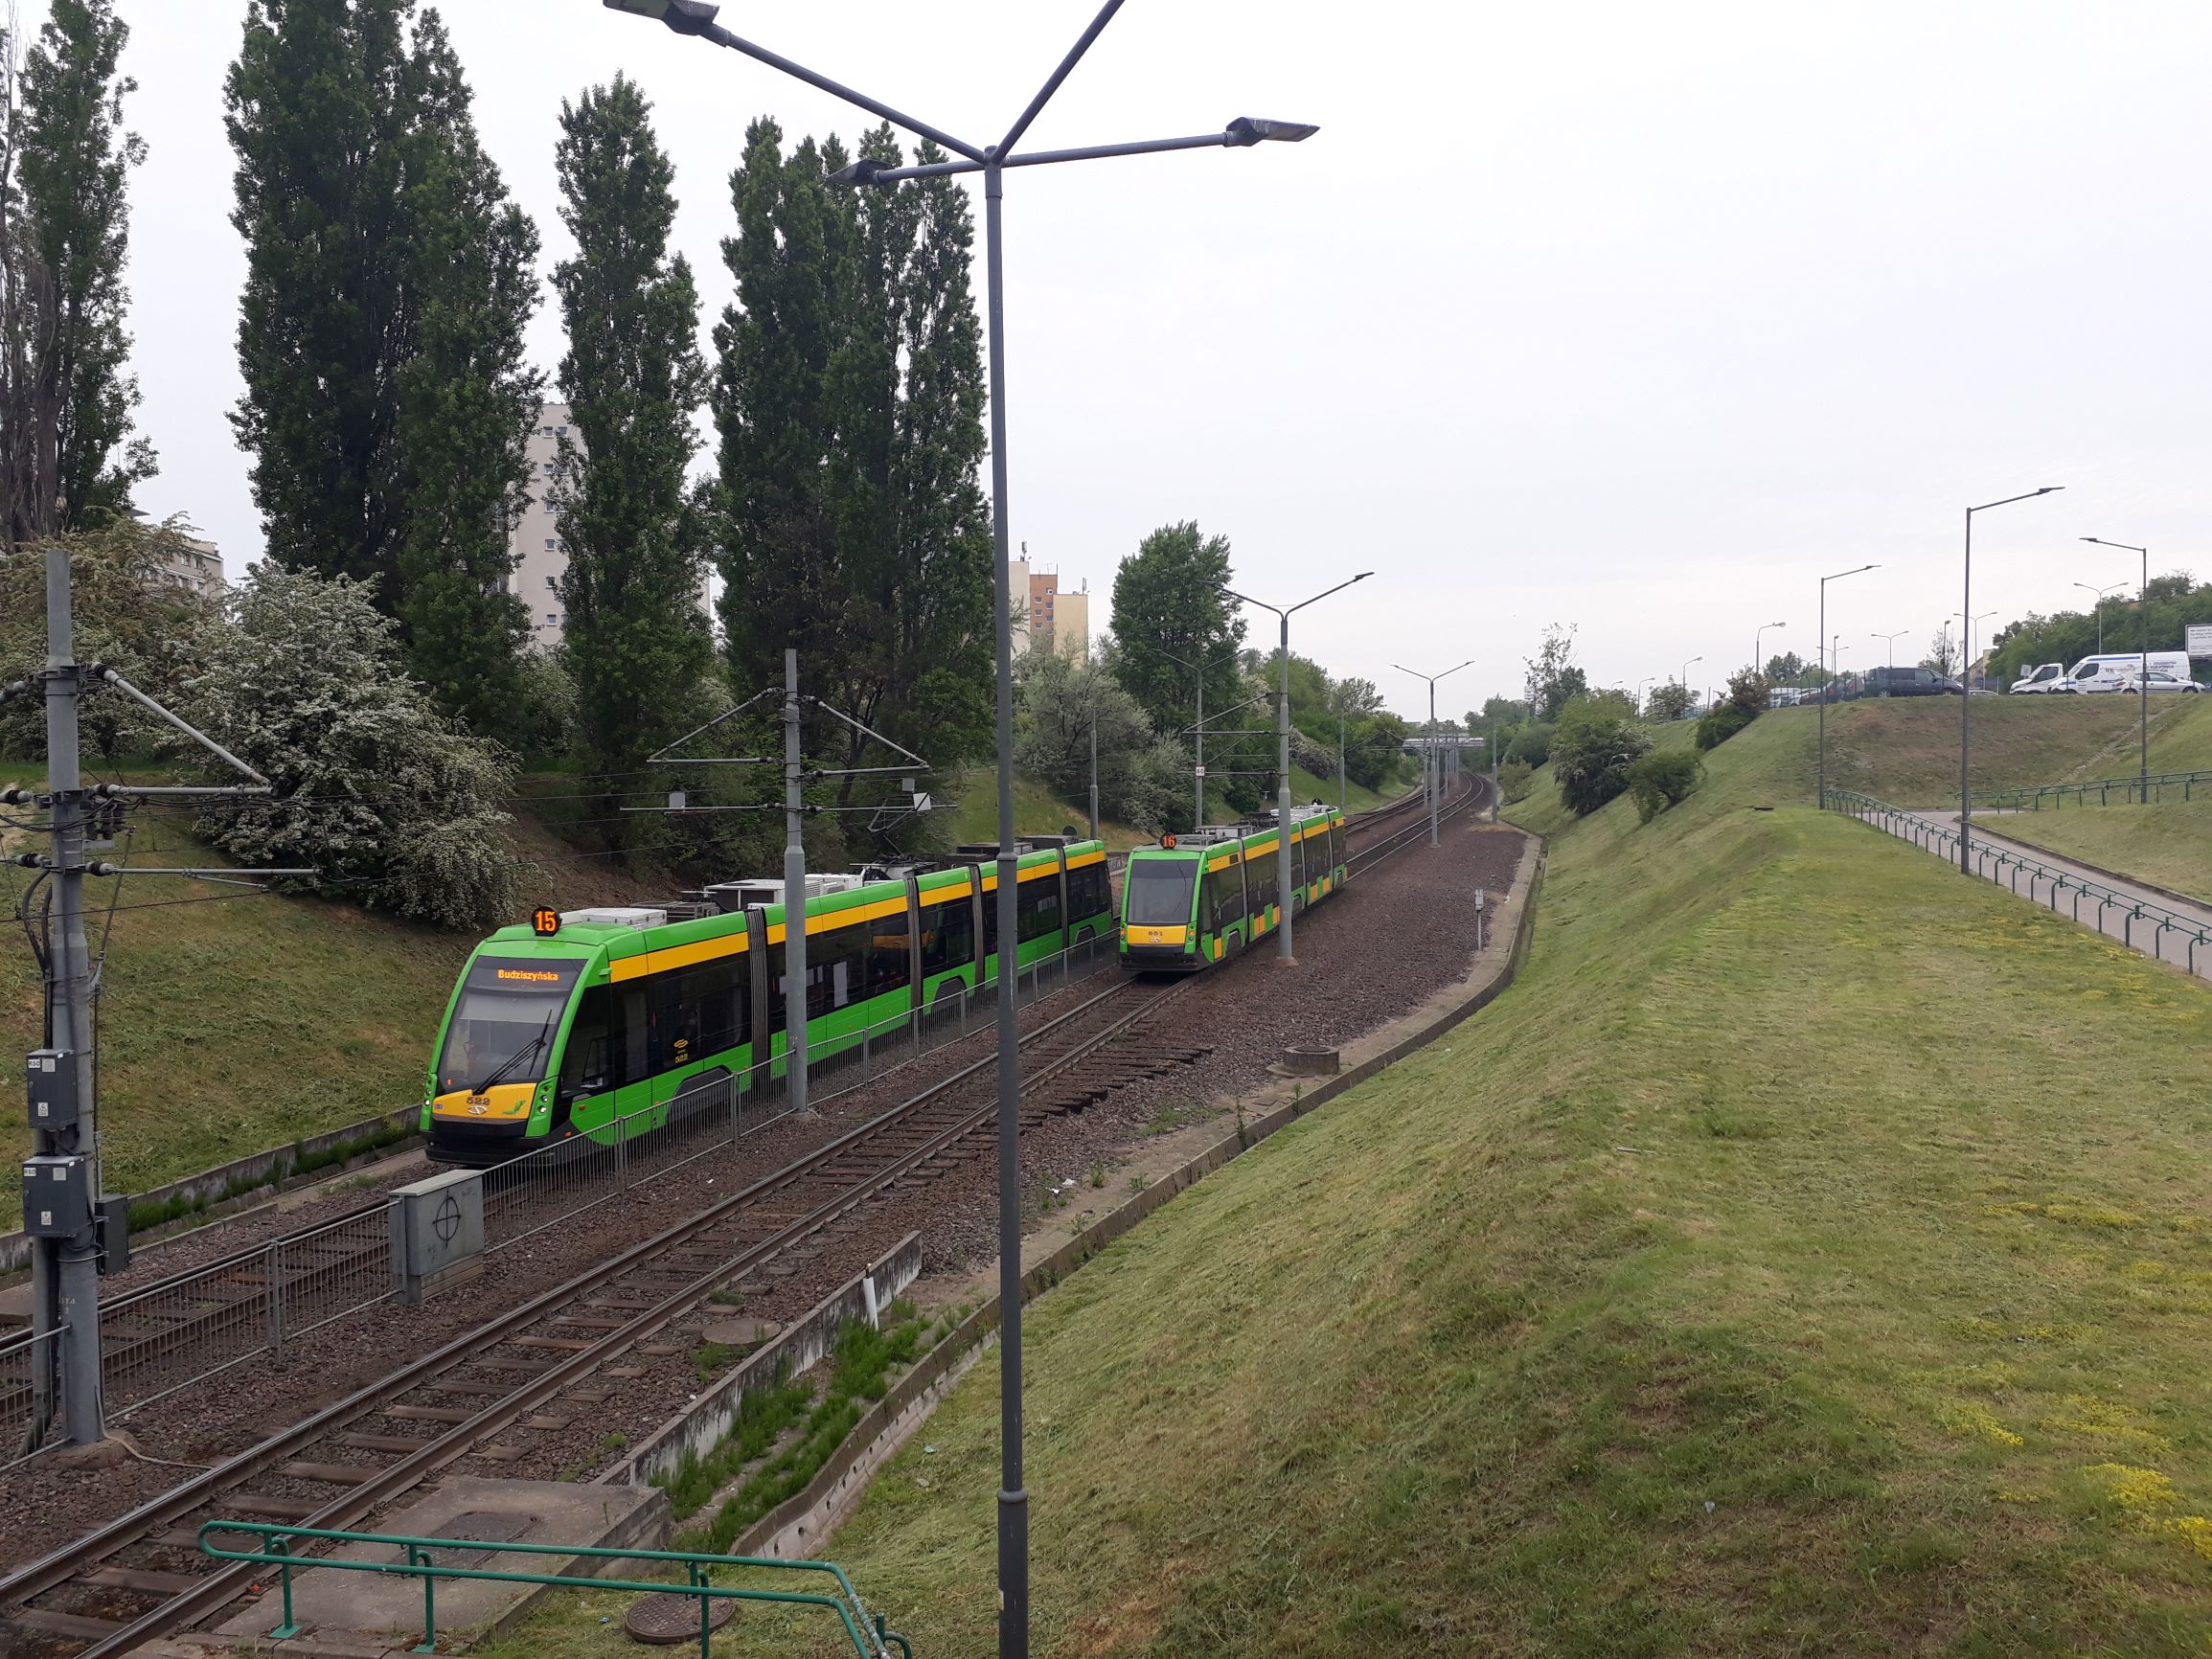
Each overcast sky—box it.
[77,0,2212,723]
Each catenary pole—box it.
[42,542,102,1444]
[782,648,808,1110]
[1088,711,1100,841]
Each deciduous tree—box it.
[551,73,711,784]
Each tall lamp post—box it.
[1872,629,1908,673]
[1957,488,2063,874]
[1226,574,1372,962]
[1753,622,1785,682]
[2072,579,2126,654]
[2081,536,2151,791]
[1949,610,1995,687]
[603,7,1319,1649]
[1392,660,1474,845]
[1816,562,1879,808]
[1680,655,1702,716]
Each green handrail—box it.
[197,1520,911,1659]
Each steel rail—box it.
[1,976,1181,1654]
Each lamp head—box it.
[829,157,890,188]
[1226,117,1320,148]
[603,0,720,34]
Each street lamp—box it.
[1949,610,1996,686]
[2072,580,2126,654]
[1958,489,2062,874]
[1392,660,1474,845]
[1872,629,1909,673]
[1753,623,1785,684]
[1226,574,1372,962]
[1634,674,1656,716]
[1816,563,1879,808]
[2081,536,2152,791]
[1680,655,1701,716]
[604,7,1319,1648]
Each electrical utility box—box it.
[95,1195,131,1275]
[21,1154,91,1239]
[25,1049,79,1131]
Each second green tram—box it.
[1118,804,1348,972]
[422,840,1114,1166]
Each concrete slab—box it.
[211,1477,668,1648]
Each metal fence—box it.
[0,1326,60,1469]
[27,927,1120,1441]
[1974,766,2212,812]
[103,1202,395,1419]
[1828,789,2212,979]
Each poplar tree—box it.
[226,0,539,730]
[551,74,710,781]
[391,14,540,738]
[226,0,416,590]
[712,121,992,798]
[13,0,154,530]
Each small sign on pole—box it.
[1195,764,1206,778]
[2188,623,2212,659]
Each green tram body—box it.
[1118,805,1348,973]
[422,841,1114,1166]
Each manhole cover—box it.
[627,1590,737,1645]
[399,1511,531,1572]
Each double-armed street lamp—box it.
[601,5,1318,1649]
[2081,536,2152,790]
[1680,655,1702,716]
[2072,579,2127,654]
[1949,610,1995,685]
[1957,488,2062,874]
[1872,628,1909,671]
[1226,575,1372,963]
[1816,563,1879,808]
[1392,660,1474,845]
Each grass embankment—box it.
[1823,693,2212,807]
[1995,800,2212,905]
[489,709,2212,1655]
[0,815,470,1224]
[942,759,1420,848]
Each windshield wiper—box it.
[472,1014,555,1095]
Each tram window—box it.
[868,913,913,1000]
[1017,877,1062,943]
[982,885,1000,956]
[1201,865,1244,929]
[569,982,650,1090]
[1067,863,1109,920]
[809,921,865,1016]
[1290,835,1307,891]
[921,892,976,976]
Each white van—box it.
[2009,663,2069,693]
[2065,651,2194,693]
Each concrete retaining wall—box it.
[602,1232,924,1492]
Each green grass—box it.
[941,768,1152,850]
[1823,693,2212,807]
[1994,799,2212,904]
[1289,761,1417,815]
[484,705,2212,1656]
[0,807,471,1225]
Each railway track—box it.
[0,975,1201,1659]
[4,775,1486,1655]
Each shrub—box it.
[1551,700,1653,816]
[1507,721,1554,767]
[1695,702,1757,751]
[1626,750,1704,822]
[1496,758,1535,805]
[184,564,520,929]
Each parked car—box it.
[2010,662,2074,693]
[1864,666,1962,697]
[2111,667,2204,694]
[2064,651,2196,693]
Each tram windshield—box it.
[1124,860,1197,927]
[435,958,583,1094]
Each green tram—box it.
[422,839,1114,1166]
[1118,804,1348,972]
